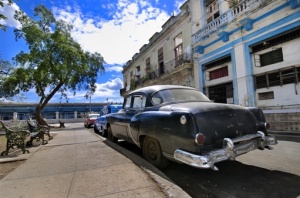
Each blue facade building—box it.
[191,0,300,131]
[0,103,112,120]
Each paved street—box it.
[162,140,300,198]
[112,132,300,198]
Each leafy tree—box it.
[0,5,105,125]
[0,56,12,75]
[0,0,13,31]
[0,55,12,100]
[0,56,26,102]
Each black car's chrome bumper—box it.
[174,131,277,170]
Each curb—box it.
[104,139,192,198]
[268,131,300,136]
[88,130,191,198]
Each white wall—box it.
[257,83,300,107]
[253,38,300,75]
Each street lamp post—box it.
[85,84,96,114]
[90,95,91,113]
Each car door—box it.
[125,94,147,143]
[111,95,132,139]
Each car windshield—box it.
[89,114,99,118]
[151,88,211,105]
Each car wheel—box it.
[107,126,118,143]
[99,127,104,136]
[142,136,169,169]
[94,125,99,133]
[103,129,108,137]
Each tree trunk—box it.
[35,105,48,126]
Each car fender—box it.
[129,111,198,154]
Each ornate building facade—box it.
[120,1,194,96]
[120,0,300,131]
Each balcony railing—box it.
[120,54,193,95]
[193,0,269,43]
[164,53,192,75]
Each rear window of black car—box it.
[151,88,211,105]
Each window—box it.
[124,96,132,108]
[174,34,183,47]
[281,69,295,85]
[255,75,267,89]
[209,66,228,80]
[206,0,219,23]
[174,33,183,67]
[251,27,300,53]
[204,55,231,70]
[146,57,150,68]
[132,95,146,108]
[255,67,300,89]
[158,48,164,75]
[158,48,163,63]
[208,83,233,104]
[258,92,274,100]
[136,66,141,77]
[260,48,283,67]
[268,72,280,87]
[152,89,210,105]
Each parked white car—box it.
[84,114,100,128]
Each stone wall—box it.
[264,113,300,131]
[153,64,194,87]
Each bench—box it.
[26,120,52,146]
[0,121,30,156]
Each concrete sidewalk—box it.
[0,123,190,198]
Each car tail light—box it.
[265,122,270,130]
[195,133,206,145]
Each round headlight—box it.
[180,115,187,125]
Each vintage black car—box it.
[106,85,277,170]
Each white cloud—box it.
[53,0,170,65]
[98,78,123,91]
[0,0,21,28]
[105,65,123,72]
[59,78,123,102]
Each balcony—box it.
[120,54,193,96]
[192,0,273,44]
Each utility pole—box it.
[85,84,97,113]
[90,95,91,113]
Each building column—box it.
[13,112,18,120]
[56,111,59,120]
[74,111,77,119]
[234,43,250,106]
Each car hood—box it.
[160,102,258,146]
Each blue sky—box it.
[0,0,185,103]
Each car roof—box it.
[128,85,196,95]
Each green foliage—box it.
[0,56,13,75]
[1,5,105,122]
[228,0,240,8]
[0,55,14,99]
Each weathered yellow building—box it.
[121,1,194,96]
